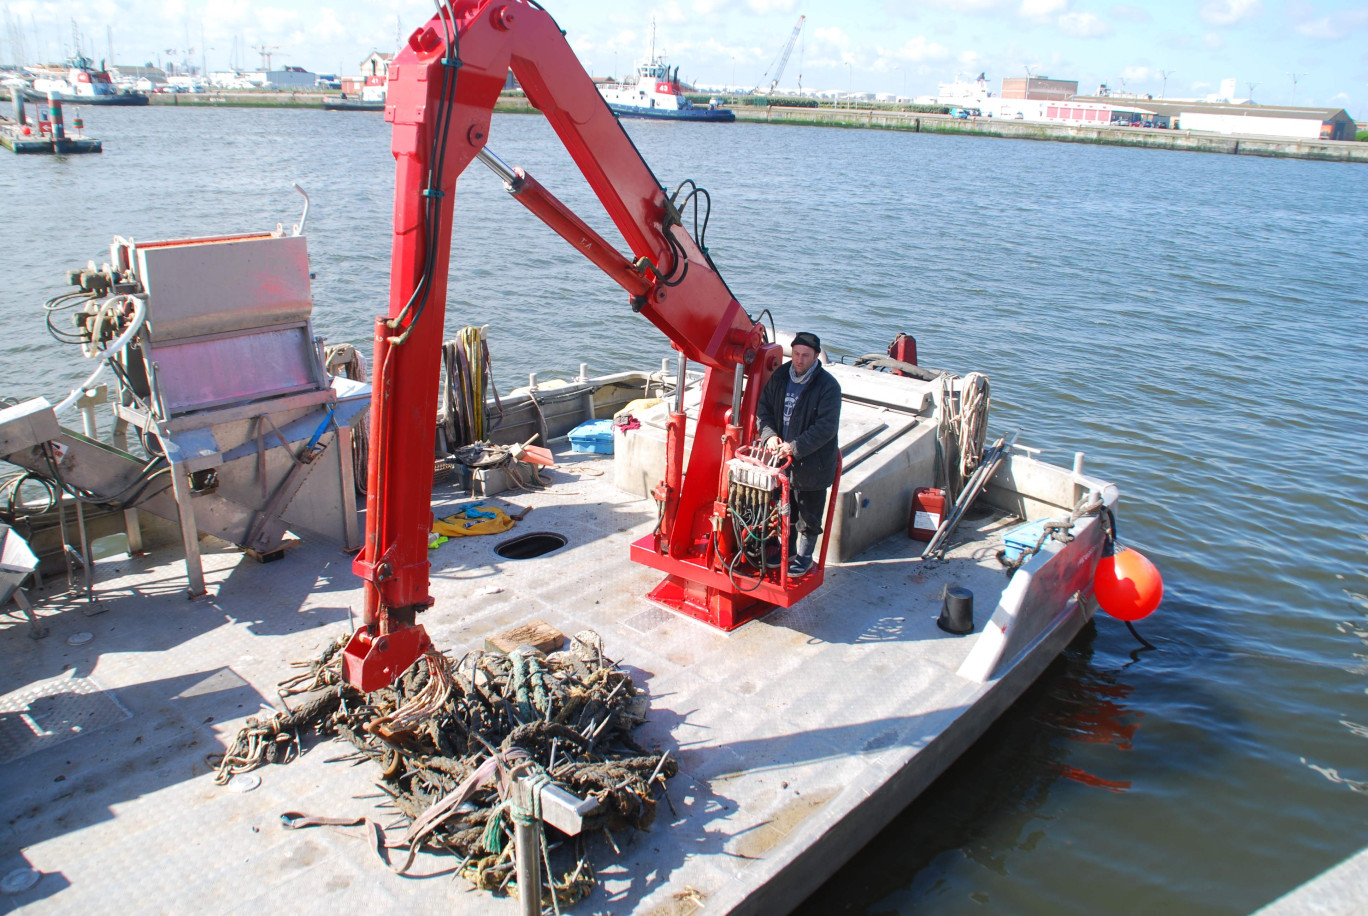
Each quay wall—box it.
[146,92,1365,162]
[148,91,538,112]
[736,106,1368,163]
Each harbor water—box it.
[1,106,1366,913]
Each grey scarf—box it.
[790,361,817,385]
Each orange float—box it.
[1093,544,1163,621]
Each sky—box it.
[2,0,1365,114]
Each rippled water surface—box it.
[2,106,1367,913]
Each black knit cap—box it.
[792,331,821,353]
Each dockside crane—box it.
[252,43,279,71]
[756,14,804,95]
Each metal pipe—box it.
[476,146,519,187]
[514,817,540,916]
[674,351,687,413]
[80,400,99,439]
[291,182,310,236]
[730,362,744,422]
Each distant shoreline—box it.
[144,91,1366,164]
[736,105,1368,164]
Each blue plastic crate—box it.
[568,419,615,454]
[1002,518,1051,562]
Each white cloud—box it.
[748,0,797,13]
[889,36,951,62]
[1199,0,1262,27]
[1059,11,1111,37]
[659,2,687,25]
[958,49,982,67]
[1294,10,1368,40]
[693,0,726,13]
[923,0,1009,9]
[1121,65,1150,82]
[813,25,851,48]
[1020,0,1068,19]
[1202,31,1225,50]
[1110,4,1150,23]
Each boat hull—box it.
[608,104,735,122]
[322,98,384,112]
[23,89,149,106]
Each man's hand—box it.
[765,435,782,452]
[777,441,794,458]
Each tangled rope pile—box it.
[324,343,369,496]
[995,491,1107,575]
[450,440,547,490]
[213,630,675,907]
[937,371,991,501]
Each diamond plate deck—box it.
[0,440,1101,915]
[0,674,130,765]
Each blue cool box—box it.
[568,419,615,454]
[1002,518,1052,562]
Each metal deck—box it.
[0,445,1085,914]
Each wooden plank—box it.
[485,619,566,655]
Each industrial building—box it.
[1001,76,1078,101]
[1073,97,1357,140]
[934,72,1357,141]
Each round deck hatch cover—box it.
[228,773,262,793]
[494,532,567,560]
[1,868,40,894]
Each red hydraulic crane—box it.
[342,0,839,692]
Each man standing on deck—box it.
[757,332,842,578]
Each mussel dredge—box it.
[0,2,1162,913]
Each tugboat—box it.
[25,55,148,106]
[599,57,734,122]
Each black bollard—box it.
[937,585,974,635]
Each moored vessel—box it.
[599,56,734,122]
[0,3,1164,911]
[24,55,149,106]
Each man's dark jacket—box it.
[756,361,842,490]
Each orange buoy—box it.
[1093,544,1163,621]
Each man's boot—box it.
[788,533,815,578]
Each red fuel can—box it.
[909,487,946,541]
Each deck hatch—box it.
[0,674,131,764]
[495,532,567,560]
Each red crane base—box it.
[341,624,432,693]
[629,536,828,631]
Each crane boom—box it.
[342,0,835,692]
[760,15,804,94]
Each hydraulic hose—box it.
[53,295,147,416]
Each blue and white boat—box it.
[599,57,734,122]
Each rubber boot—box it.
[789,533,815,578]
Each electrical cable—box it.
[755,309,776,344]
[0,471,59,521]
[389,0,462,344]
